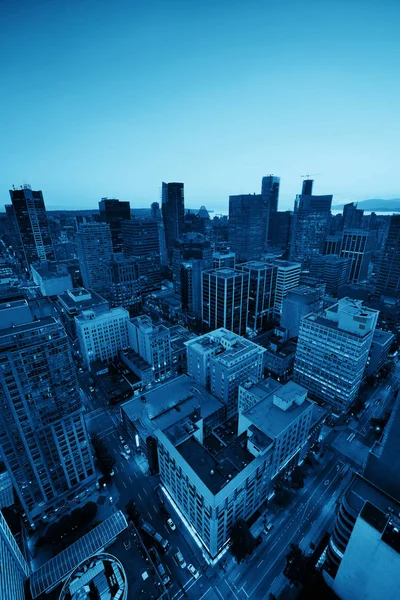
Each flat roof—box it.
[30,511,128,599]
[345,473,400,516]
[304,313,373,338]
[0,299,28,311]
[0,316,55,340]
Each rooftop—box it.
[186,328,264,362]
[345,473,400,518]
[372,328,394,346]
[208,267,246,279]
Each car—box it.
[124,444,131,454]
[119,435,125,444]
[174,551,186,569]
[187,564,200,579]
[109,496,113,504]
[89,386,94,392]
[78,368,83,373]
[255,535,262,547]
[264,523,274,535]
[120,451,129,460]
[375,399,381,405]
[109,469,115,477]
[167,518,176,531]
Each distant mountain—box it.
[332,198,400,212]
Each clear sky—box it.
[1,0,399,213]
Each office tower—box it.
[108,254,141,316]
[342,202,364,229]
[268,210,292,249]
[325,473,400,599]
[56,288,110,339]
[121,219,162,293]
[75,306,129,367]
[324,234,343,255]
[181,260,208,315]
[376,215,400,297]
[0,303,96,526]
[9,185,55,267]
[237,261,277,331]
[99,198,131,253]
[76,222,113,294]
[268,259,301,317]
[289,180,332,265]
[150,201,162,222]
[229,194,268,260]
[172,233,212,293]
[0,510,30,600]
[202,268,249,335]
[366,329,394,376]
[293,298,378,412]
[261,175,280,214]
[281,284,324,338]
[212,251,236,269]
[310,255,352,296]
[340,229,375,282]
[161,182,185,262]
[128,315,171,381]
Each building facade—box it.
[161,182,185,263]
[108,254,141,316]
[172,233,212,293]
[237,261,277,331]
[310,255,352,296]
[121,219,162,293]
[75,306,129,367]
[0,511,30,600]
[76,222,113,294]
[281,284,324,338]
[202,268,249,335]
[268,260,301,318]
[228,194,268,261]
[99,198,131,252]
[128,315,171,381]
[376,215,400,298]
[340,229,375,283]
[212,251,236,270]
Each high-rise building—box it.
[171,233,212,293]
[229,194,268,260]
[128,315,171,381]
[281,284,324,338]
[161,182,185,262]
[340,229,375,282]
[376,215,400,297]
[150,201,162,222]
[262,175,280,243]
[202,268,249,335]
[342,202,364,229]
[0,510,30,600]
[293,298,378,411]
[324,234,343,255]
[181,259,209,316]
[108,254,141,316]
[0,302,95,526]
[310,254,352,296]
[99,198,131,253]
[267,259,301,317]
[212,251,236,270]
[289,180,332,265]
[76,222,113,294]
[268,211,291,249]
[236,261,277,331]
[121,219,162,293]
[9,185,55,267]
[75,306,129,367]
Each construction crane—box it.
[301,173,320,178]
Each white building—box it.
[75,307,129,367]
[128,315,171,381]
[270,260,301,317]
[293,298,378,411]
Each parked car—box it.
[174,551,186,569]
[167,518,176,531]
[89,386,94,392]
[124,444,131,455]
[187,564,200,579]
[120,451,129,460]
[264,523,274,535]
[119,435,125,444]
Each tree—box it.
[273,473,293,508]
[366,375,376,387]
[290,466,305,490]
[230,519,256,563]
[91,434,115,477]
[283,543,314,587]
[126,500,141,525]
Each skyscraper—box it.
[171,232,212,293]
[202,268,249,335]
[268,259,301,317]
[0,301,96,527]
[150,201,162,222]
[262,175,280,244]
[376,215,400,297]
[121,219,162,293]
[293,298,378,412]
[0,510,30,600]
[99,198,131,252]
[342,202,364,229]
[76,222,114,294]
[9,185,55,267]
[229,194,268,261]
[340,229,375,282]
[281,284,324,338]
[237,261,277,331]
[161,182,185,262]
[109,253,141,316]
[289,180,332,265]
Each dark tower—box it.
[161,182,185,263]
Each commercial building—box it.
[128,315,171,381]
[202,268,249,335]
[281,284,324,338]
[31,261,73,296]
[366,328,394,376]
[324,234,343,256]
[121,219,162,293]
[0,510,30,600]
[76,222,113,294]
[162,182,185,262]
[186,328,265,418]
[342,202,364,229]
[75,306,129,367]
[99,197,131,252]
[340,228,375,282]
[9,185,55,267]
[268,259,301,317]
[289,179,332,265]
[172,233,212,293]
[0,306,95,526]
[237,261,277,331]
[268,211,291,249]
[376,215,400,298]
[310,254,352,296]
[293,298,378,412]
[212,251,236,270]
[56,287,110,339]
[229,194,268,260]
[263,338,297,381]
[261,175,280,214]
[108,253,141,316]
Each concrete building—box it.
[229,194,268,260]
[266,259,301,318]
[310,254,352,296]
[325,473,400,600]
[0,510,30,600]
[76,222,113,294]
[172,233,212,293]
[376,215,400,298]
[268,211,291,249]
[263,338,297,382]
[99,197,131,253]
[121,219,162,293]
[185,328,265,418]
[202,268,249,335]
[212,251,236,270]
[281,284,324,338]
[324,234,343,256]
[56,288,110,339]
[31,261,73,296]
[340,229,375,283]
[0,308,95,526]
[108,253,141,316]
[366,328,394,376]
[293,298,378,412]
[128,315,171,381]
[75,306,129,367]
[236,261,277,331]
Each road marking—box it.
[153,504,158,512]
[138,493,142,501]
[122,481,127,489]
[240,586,249,598]
[128,476,133,483]
[114,466,118,474]
[198,586,212,600]
[215,588,225,600]
[143,487,148,496]
[256,559,264,568]
[225,578,239,599]
[147,511,153,521]
[234,572,241,581]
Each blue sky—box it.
[1,0,399,213]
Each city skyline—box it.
[1,0,400,212]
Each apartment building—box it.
[75,306,129,367]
